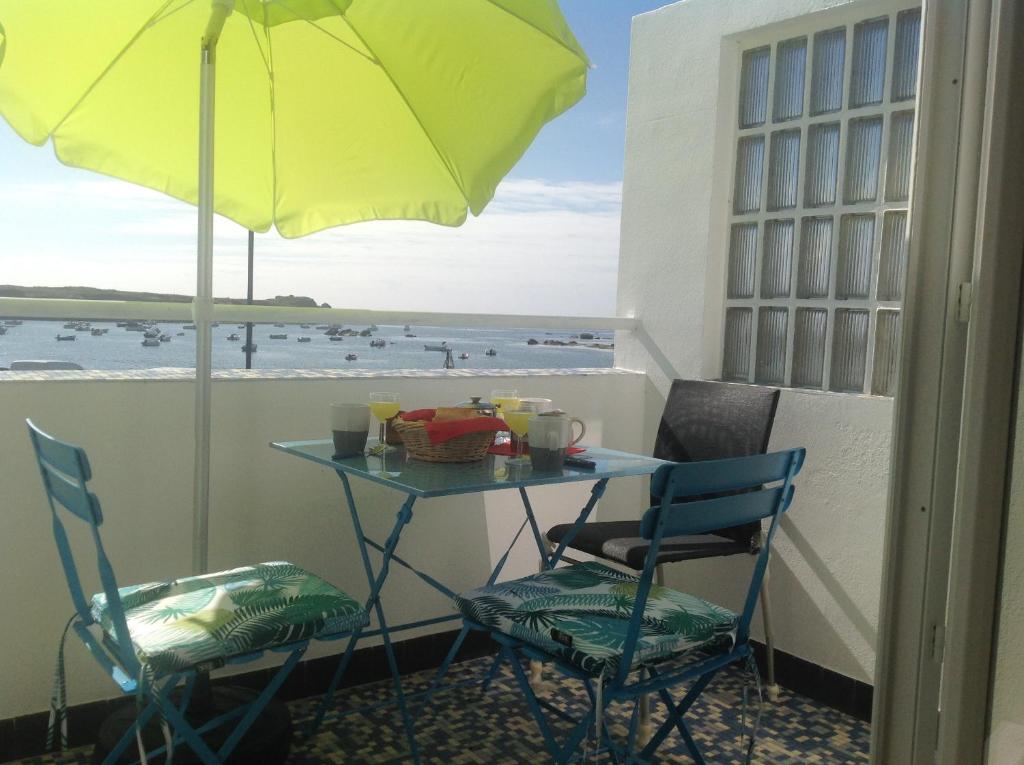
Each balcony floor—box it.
[11,655,869,764]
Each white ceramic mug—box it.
[527,413,585,471]
[528,412,586,450]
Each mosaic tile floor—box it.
[11,656,870,764]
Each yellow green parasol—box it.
[0,0,588,573]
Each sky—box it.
[0,2,669,317]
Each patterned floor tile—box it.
[8,656,870,764]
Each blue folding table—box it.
[270,438,668,763]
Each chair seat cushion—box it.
[91,561,368,676]
[547,521,752,570]
[456,562,737,676]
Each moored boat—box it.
[485,348,497,356]
[459,352,470,360]
[141,338,160,347]
[424,342,448,351]
[270,333,287,339]
[227,333,240,341]
[297,336,311,343]
[56,334,76,341]
[242,343,258,353]
[345,353,358,361]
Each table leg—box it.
[526,480,608,687]
[310,473,421,764]
[548,479,609,567]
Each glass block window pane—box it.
[767,129,801,211]
[872,309,902,395]
[886,111,915,202]
[773,37,807,122]
[723,308,753,381]
[798,216,833,298]
[837,214,875,299]
[728,223,758,298]
[844,116,883,203]
[892,9,922,102]
[739,46,771,128]
[761,219,794,298]
[831,308,869,392]
[805,122,840,207]
[850,17,888,107]
[792,308,828,388]
[734,135,765,214]
[723,9,918,395]
[878,211,908,301]
[755,308,788,385]
[810,27,845,115]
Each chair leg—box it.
[634,567,665,748]
[760,563,780,701]
[637,667,653,747]
[530,541,556,685]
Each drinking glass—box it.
[368,392,400,455]
[505,401,539,465]
[490,388,520,418]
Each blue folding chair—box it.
[27,420,369,765]
[456,447,805,764]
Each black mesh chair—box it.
[544,379,782,699]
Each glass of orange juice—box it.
[505,402,538,465]
[491,389,520,418]
[368,392,400,454]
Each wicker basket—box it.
[391,419,495,462]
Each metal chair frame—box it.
[27,420,357,765]
[465,448,805,764]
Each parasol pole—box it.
[192,0,234,576]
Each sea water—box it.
[0,321,614,371]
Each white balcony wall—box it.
[615,0,897,684]
[0,370,646,719]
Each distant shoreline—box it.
[0,285,328,309]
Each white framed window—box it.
[720,6,921,395]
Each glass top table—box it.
[270,438,669,498]
[270,437,668,763]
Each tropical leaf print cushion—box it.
[456,562,737,675]
[91,562,367,676]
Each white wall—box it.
[614,0,895,683]
[0,370,646,719]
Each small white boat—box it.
[159,334,171,342]
[141,338,160,347]
[329,336,344,342]
[143,329,160,338]
[227,333,240,341]
[90,328,109,336]
[297,336,311,343]
[345,353,358,361]
[459,352,470,360]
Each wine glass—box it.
[368,392,400,455]
[505,401,539,465]
[490,388,520,418]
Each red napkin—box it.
[423,416,509,445]
[487,443,586,457]
[400,408,436,422]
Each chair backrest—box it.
[614,447,804,685]
[26,420,139,674]
[651,379,780,546]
